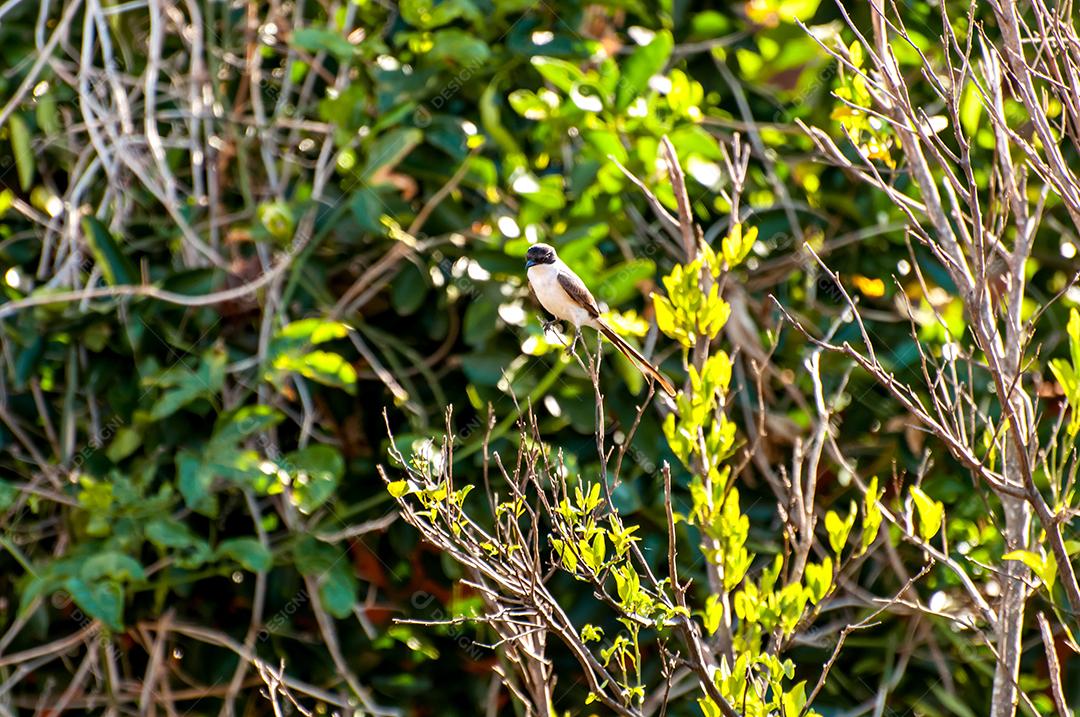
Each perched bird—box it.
[525,243,676,397]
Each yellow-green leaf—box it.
[910,486,944,541]
[653,293,692,347]
[825,501,856,555]
[703,593,724,634]
[387,480,411,498]
[859,476,884,555]
[804,556,832,604]
[721,224,758,268]
[1003,550,1057,589]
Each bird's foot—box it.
[541,319,560,335]
[565,332,580,356]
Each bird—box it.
[525,243,676,397]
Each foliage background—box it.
[0,0,1077,714]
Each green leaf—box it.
[294,535,336,572]
[595,259,657,305]
[81,552,146,583]
[1003,550,1057,589]
[578,538,598,572]
[530,57,586,94]
[825,501,856,556]
[83,216,138,286]
[391,263,429,315]
[212,405,285,446]
[177,449,217,516]
[551,538,577,572]
[362,128,423,182]
[290,28,356,60]
[781,680,808,717]
[387,480,411,498]
[848,40,864,70]
[286,445,344,514]
[804,557,832,604]
[63,577,124,631]
[698,697,723,717]
[512,171,565,208]
[910,486,944,541]
[860,476,884,555]
[615,30,673,111]
[929,682,978,717]
[613,565,640,604]
[0,480,17,511]
[18,574,51,618]
[653,294,691,347]
[668,124,724,161]
[480,80,522,160]
[145,517,214,569]
[106,426,142,463]
[778,0,821,22]
[1068,308,1080,373]
[427,29,490,65]
[508,89,554,120]
[146,518,200,549]
[1049,359,1078,399]
[216,538,273,572]
[350,186,390,232]
[721,224,758,269]
[37,92,61,137]
[13,336,43,388]
[703,593,724,634]
[9,113,34,190]
[701,351,732,395]
[258,200,295,240]
[319,563,359,618]
[463,299,499,346]
[146,348,226,420]
[0,188,14,218]
[272,350,357,393]
[460,352,513,387]
[293,536,357,618]
[592,530,606,565]
[700,291,731,339]
[583,132,626,171]
[778,582,809,633]
[959,81,983,136]
[400,0,480,29]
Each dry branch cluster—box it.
[793,2,1080,714]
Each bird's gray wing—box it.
[557,270,601,318]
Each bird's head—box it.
[525,243,557,269]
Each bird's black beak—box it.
[525,259,536,268]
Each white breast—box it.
[527,262,594,329]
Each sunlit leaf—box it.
[910,486,944,541]
[615,29,673,111]
[1003,550,1057,589]
[287,445,344,514]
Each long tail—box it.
[596,321,677,397]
